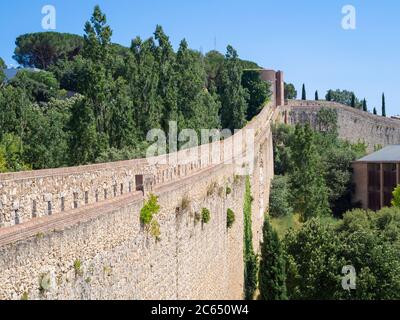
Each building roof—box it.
[357,145,400,162]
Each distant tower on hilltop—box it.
[259,70,284,107]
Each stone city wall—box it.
[285,100,400,152]
[0,95,276,300]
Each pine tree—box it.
[351,94,356,108]
[315,90,319,101]
[382,93,386,117]
[259,217,287,300]
[363,99,367,112]
[301,84,306,100]
[373,107,377,115]
[218,45,247,131]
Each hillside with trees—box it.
[0,6,270,172]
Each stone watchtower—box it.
[259,70,284,107]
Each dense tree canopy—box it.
[284,207,400,300]
[272,109,366,219]
[0,5,271,172]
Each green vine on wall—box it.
[140,194,161,240]
[244,176,258,300]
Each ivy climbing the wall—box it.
[243,176,258,300]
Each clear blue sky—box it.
[1,0,399,115]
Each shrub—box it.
[21,292,29,300]
[150,220,161,241]
[180,194,191,212]
[140,194,160,225]
[201,208,211,224]
[207,182,218,196]
[269,175,292,218]
[39,273,51,293]
[74,259,83,277]
[226,186,232,196]
[227,209,235,228]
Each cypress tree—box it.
[351,94,356,108]
[382,93,386,117]
[259,217,287,300]
[373,107,377,115]
[315,90,319,101]
[301,84,306,100]
[362,99,367,112]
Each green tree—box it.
[0,133,31,172]
[326,89,360,108]
[373,107,377,115]
[154,25,178,131]
[315,90,319,101]
[284,83,297,100]
[259,217,287,300]
[392,185,400,208]
[326,90,332,101]
[351,93,356,108]
[242,70,271,120]
[130,37,163,137]
[362,99,367,112]
[269,175,292,217]
[108,78,137,149]
[0,57,6,83]
[289,124,330,221]
[22,99,72,169]
[9,69,61,103]
[284,219,344,300]
[272,123,294,175]
[13,32,84,69]
[68,98,99,165]
[80,5,114,143]
[382,93,386,117]
[175,39,219,132]
[301,84,306,100]
[218,45,248,130]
